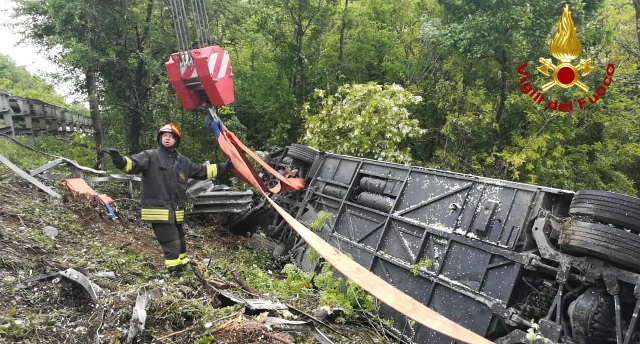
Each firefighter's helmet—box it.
[157,122,182,147]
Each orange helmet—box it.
[157,122,182,147]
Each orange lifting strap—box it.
[205,111,492,344]
[61,178,117,219]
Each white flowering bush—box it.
[301,82,425,164]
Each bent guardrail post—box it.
[0,153,62,198]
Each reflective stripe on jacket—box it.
[119,147,218,223]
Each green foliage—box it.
[34,134,98,168]
[306,248,321,264]
[302,82,425,163]
[0,137,51,170]
[149,284,241,334]
[410,258,434,275]
[314,263,377,319]
[309,211,333,232]
[238,261,314,303]
[525,320,553,343]
[280,263,315,293]
[230,251,377,322]
[0,310,48,340]
[0,55,67,107]
[10,0,640,196]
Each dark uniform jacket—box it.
[120,146,219,223]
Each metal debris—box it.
[263,317,334,344]
[264,317,309,328]
[126,285,163,344]
[187,182,253,214]
[0,153,61,198]
[15,272,60,290]
[91,271,116,279]
[58,268,103,302]
[310,326,334,344]
[203,279,288,312]
[30,157,106,179]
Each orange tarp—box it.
[61,178,113,205]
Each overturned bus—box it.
[231,143,640,344]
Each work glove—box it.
[107,149,126,169]
[216,159,234,175]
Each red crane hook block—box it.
[165,45,234,109]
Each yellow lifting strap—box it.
[215,112,494,344]
[263,195,494,344]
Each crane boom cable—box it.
[191,0,204,48]
[193,0,212,46]
[200,0,212,46]
[168,0,185,63]
[177,0,192,65]
[168,0,192,65]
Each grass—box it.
[0,134,397,344]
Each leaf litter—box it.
[0,162,395,344]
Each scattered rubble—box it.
[0,160,393,343]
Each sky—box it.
[0,0,81,104]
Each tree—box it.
[0,54,66,106]
[423,1,610,177]
[246,0,338,145]
[14,0,179,156]
[301,82,424,163]
[14,0,109,167]
[634,0,640,59]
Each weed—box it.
[314,263,377,320]
[525,320,553,343]
[309,211,332,232]
[280,263,314,293]
[0,310,48,340]
[410,258,434,276]
[306,247,320,263]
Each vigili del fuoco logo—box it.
[517,4,615,112]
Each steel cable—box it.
[198,0,212,46]
[192,0,212,47]
[191,0,203,48]
[169,0,192,65]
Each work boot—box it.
[167,263,187,276]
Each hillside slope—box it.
[0,152,391,343]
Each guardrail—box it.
[0,90,93,145]
[187,180,254,214]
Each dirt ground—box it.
[0,164,392,344]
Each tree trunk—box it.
[129,50,147,154]
[338,0,349,79]
[495,50,508,126]
[85,32,105,170]
[295,21,306,104]
[128,0,155,154]
[634,0,640,65]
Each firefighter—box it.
[108,122,233,274]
